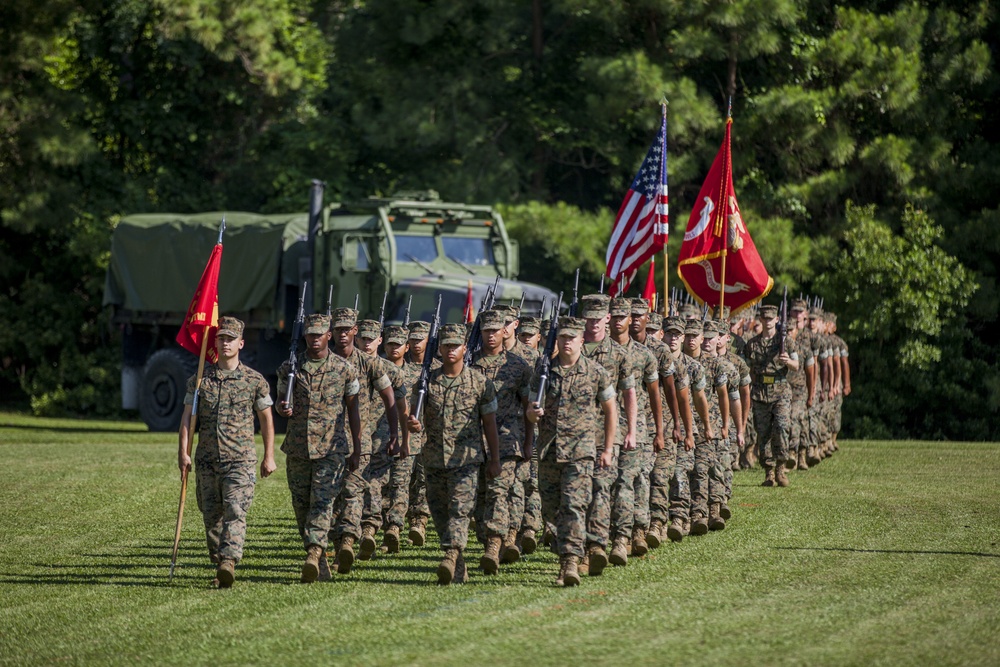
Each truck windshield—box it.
[396,235,437,263]
[441,237,493,267]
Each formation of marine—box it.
[181,288,851,588]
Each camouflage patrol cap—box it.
[439,323,467,346]
[493,304,518,324]
[408,321,430,340]
[630,298,650,316]
[480,310,506,331]
[332,307,357,328]
[809,307,824,320]
[304,314,331,335]
[703,321,720,340]
[664,317,686,334]
[540,318,552,334]
[518,316,540,335]
[827,312,838,324]
[790,298,808,312]
[609,297,631,317]
[684,319,704,336]
[717,305,731,320]
[557,316,585,335]
[759,305,779,318]
[383,325,408,345]
[217,316,244,338]
[680,303,701,319]
[357,319,381,339]
[580,294,610,319]
[646,312,663,331]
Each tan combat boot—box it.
[502,529,520,564]
[383,525,401,554]
[788,452,799,470]
[762,466,775,487]
[690,515,709,536]
[609,536,629,566]
[437,548,460,585]
[775,466,790,487]
[708,503,726,531]
[408,516,427,546]
[798,449,809,470]
[301,545,322,583]
[318,553,332,582]
[646,520,664,549]
[807,446,820,466]
[453,552,469,584]
[561,555,581,587]
[480,536,502,575]
[631,528,649,557]
[216,558,236,588]
[358,525,377,561]
[682,519,691,536]
[518,528,538,555]
[720,503,732,520]
[586,544,608,576]
[666,518,684,543]
[337,535,356,574]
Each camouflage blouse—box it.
[186,363,272,464]
[418,365,498,469]
[472,350,533,459]
[277,352,360,460]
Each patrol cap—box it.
[717,305,731,320]
[480,310,506,330]
[680,303,701,320]
[332,307,357,328]
[357,319,381,339]
[646,312,663,331]
[684,320,704,336]
[438,323,467,346]
[557,316,585,335]
[540,318,552,334]
[808,307,824,320]
[217,316,245,338]
[790,298,808,312]
[630,298,650,316]
[408,321,430,340]
[518,316,540,335]
[493,304,518,324]
[580,294,610,319]
[759,305,779,319]
[664,316,686,334]
[303,314,330,335]
[827,312,838,324]
[609,297,631,317]
[383,325,408,345]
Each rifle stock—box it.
[534,292,563,407]
[412,295,442,421]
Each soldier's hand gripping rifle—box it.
[568,269,580,316]
[412,295,442,422]
[283,281,308,411]
[533,292,563,407]
[778,286,789,355]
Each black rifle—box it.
[533,292,563,407]
[326,285,333,317]
[464,277,501,364]
[353,294,359,313]
[283,281,308,410]
[412,295,442,421]
[568,269,580,316]
[403,295,412,327]
[599,275,605,294]
[778,286,789,355]
[518,292,526,312]
[377,291,388,329]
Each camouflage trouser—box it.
[425,463,479,552]
[753,397,791,468]
[832,394,843,434]
[714,435,734,503]
[744,417,757,458]
[539,449,594,559]
[385,454,415,529]
[789,397,808,454]
[407,457,430,522]
[331,453,370,541]
[649,438,678,525]
[519,449,542,533]
[611,446,643,539]
[669,442,696,523]
[586,446,618,549]
[693,437,723,521]
[807,402,822,448]
[195,457,256,562]
[362,448,393,531]
[285,453,348,551]
[475,456,523,540]
[635,445,655,530]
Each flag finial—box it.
[218,217,226,244]
[727,96,732,119]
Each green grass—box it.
[1,411,998,666]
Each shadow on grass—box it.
[0,423,149,434]
[776,546,1000,558]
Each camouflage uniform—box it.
[704,322,739,511]
[745,310,798,470]
[276,315,362,551]
[403,321,438,526]
[649,319,689,528]
[530,319,615,558]
[187,358,272,563]
[385,357,426,531]
[668,326,708,526]
[807,310,828,454]
[688,332,729,524]
[787,310,814,466]
[720,344,751,491]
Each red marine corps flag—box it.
[175,239,222,363]
[677,113,772,313]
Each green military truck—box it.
[103,184,557,431]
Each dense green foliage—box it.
[1,0,997,437]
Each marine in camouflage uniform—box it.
[407,323,500,585]
[829,314,850,447]
[471,309,534,573]
[703,320,743,529]
[806,308,828,465]
[514,316,544,554]
[786,300,815,470]
[527,316,617,587]
[275,313,365,583]
[403,320,439,544]
[180,316,275,588]
[716,322,751,498]
[745,305,800,487]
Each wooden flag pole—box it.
[717,98,733,317]
[661,101,669,314]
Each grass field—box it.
[1,412,998,666]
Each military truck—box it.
[103,184,557,431]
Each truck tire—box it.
[140,349,197,432]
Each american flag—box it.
[606,116,668,296]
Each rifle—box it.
[412,295,442,421]
[599,275,605,294]
[353,294,359,313]
[283,281,308,410]
[538,296,547,319]
[326,285,334,317]
[778,286,789,355]
[533,292,563,407]
[568,269,580,316]
[464,277,501,364]
[377,291,388,328]
[518,292,526,312]
[403,295,412,327]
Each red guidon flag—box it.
[463,279,474,323]
[677,118,772,312]
[641,257,656,309]
[175,242,222,363]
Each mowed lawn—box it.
[0,413,997,667]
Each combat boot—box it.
[666,518,684,543]
[578,553,590,576]
[408,516,427,547]
[216,558,236,588]
[383,525,401,554]
[586,544,608,576]
[609,536,629,566]
[337,535,356,574]
[646,520,664,549]
[358,525,377,561]
[301,545,323,584]
[807,446,821,466]
[762,466,775,487]
[518,528,537,555]
[682,519,691,536]
[788,452,799,470]
[708,504,726,531]
[318,553,332,582]
[453,552,469,584]
[690,516,709,536]
[720,503,732,520]
[631,528,649,557]
[775,466,790,487]
[501,529,520,564]
[437,548,459,585]
[561,555,581,587]
[798,449,809,470]
[745,447,758,468]
[480,536,502,575]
